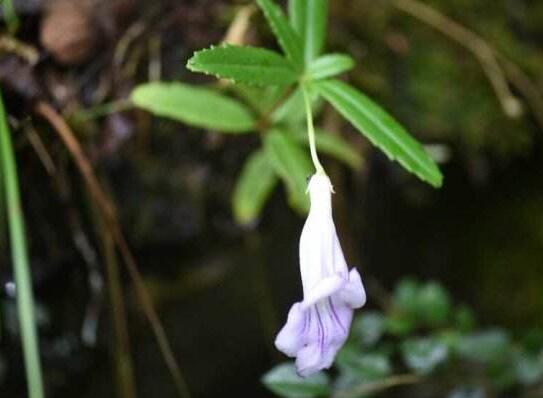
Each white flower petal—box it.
[301,274,346,309]
[339,268,366,308]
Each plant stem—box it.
[70,99,133,122]
[302,85,325,175]
[0,91,45,398]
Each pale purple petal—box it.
[339,268,366,309]
[275,303,306,357]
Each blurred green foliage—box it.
[263,278,543,397]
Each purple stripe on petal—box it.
[328,297,346,334]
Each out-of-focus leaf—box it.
[313,79,443,187]
[351,312,385,346]
[232,150,278,225]
[131,82,255,132]
[233,84,285,114]
[307,54,354,80]
[187,45,297,86]
[257,0,304,68]
[272,88,322,125]
[456,329,510,363]
[261,362,330,398]
[393,278,420,314]
[291,128,363,170]
[337,346,391,380]
[264,129,312,213]
[288,0,328,63]
[272,88,306,124]
[417,282,451,326]
[385,314,416,336]
[455,306,476,332]
[447,386,486,398]
[513,351,543,386]
[401,337,449,375]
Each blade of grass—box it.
[0,91,44,398]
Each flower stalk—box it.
[302,86,325,176]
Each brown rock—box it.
[40,0,97,65]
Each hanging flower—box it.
[275,174,366,377]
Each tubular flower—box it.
[275,174,366,377]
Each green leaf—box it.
[261,362,330,398]
[288,0,328,63]
[448,386,485,398]
[393,278,420,314]
[402,337,449,375]
[264,129,312,213]
[336,346,391,380]
[131,82,255,132]
[187,45,297,86]
[456,329,511,363]
[232,150,278,225]
[272,88,306,124]
[232,85,285,114]
[307,54,354,80]
[514,351,543,386]
[292,128,363,170]
[417,282,451,327]
[257,0,304,68]
[455,305,476,332]
[313,79,443,187]
[351,312,385,346]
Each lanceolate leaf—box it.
[288,0,328,64]
[314,79,443,187]
[131,82,255,133]
[232,150,278,225]
[307,54,354,80]
[257,0,304,69]
[264,129,312,213]
[187,45,297,86]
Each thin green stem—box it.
[301,85,325,175]
[0,91,45,398]
[70,99,133,122]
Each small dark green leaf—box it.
[257,0,304,68]
[417,282,451,326]
[393,278,420,314]
[514,351,543,386]
[448,386,486,398]
[233,150,278,225]
[313,79,443,187]
[264,129,312,213]
[385,314,416,336]
[455,306,476,332]
[261,362,330,398]
[351,312,385,346]
[291,128,363,170]
[402,337,449,375]
[131,82,255,132]
[336,346,391,380]
[307,54,354,80]
[187,45,297,86]
[456,329,510,363]
[288,0,328,63]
